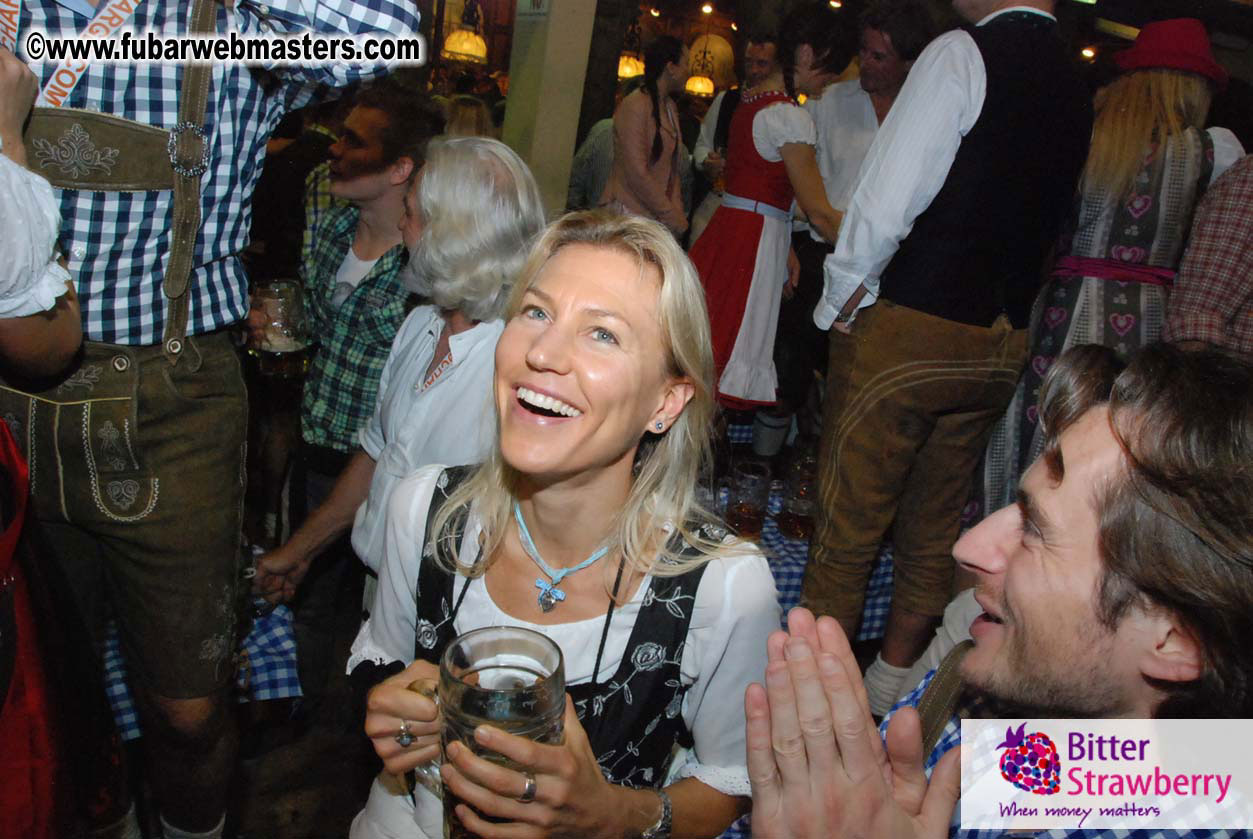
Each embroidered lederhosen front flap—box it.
[23,107,177,192]
[415,468,709,790]
[0,345,156,525]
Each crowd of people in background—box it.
[0,1,1250,838]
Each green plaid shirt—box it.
[300,204,411,452]
[302,161,350,272]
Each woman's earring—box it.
[655,421,664,431]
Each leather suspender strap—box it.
[916,639,973,757]
[161,0,217,364]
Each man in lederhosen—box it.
[0,3,419,837]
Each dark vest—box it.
[879,11,1093,329]
[414,467,708,789]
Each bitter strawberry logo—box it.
[997,723,1061,795]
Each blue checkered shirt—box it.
[299,204,409,452]
[884,672,1248,838]
[14,0,419,345]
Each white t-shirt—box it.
[348,465,781,839]
[330,246,380,308]
[0,150,71,318]
[351,307,502,572]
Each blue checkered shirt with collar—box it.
[14,0,419,345]
[299,203,409,453]
[883,672,1247,839]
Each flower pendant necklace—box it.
[513,501,610,612]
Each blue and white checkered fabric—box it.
[241,605,303,702]
[726,421,755,445]
[716,481,896,641]
[104,600,301,740]
[719,490,895,839]
[102,629,141,740]
[758,507,894,642]
[882,673,1248,839]
[13,0,419,344]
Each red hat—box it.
[1115,18,1229,89]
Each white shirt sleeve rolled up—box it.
[814,30,987,330]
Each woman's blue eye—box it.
[592,327,618,344]
[523,306,547,321]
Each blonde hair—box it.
[1081,69,1214,199]
[445,94,496,138]
[430,210,740,592]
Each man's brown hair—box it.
[1037,343,1253,717]
[860,0,940,63]
[352,81,445,169]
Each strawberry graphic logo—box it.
[996,723,1061,795]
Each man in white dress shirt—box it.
[775,0,937,425]
[801,0,1093,716]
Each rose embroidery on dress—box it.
[698,522,727,542]
[665,691,683,719]
[415,618,438,649]
[641,585,693,619]
[630,642,666,672]
[595,640,684,716]
[33,123,120,179]
[418,595,456,649]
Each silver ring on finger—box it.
[517,770,537,803]
[394,719,416,748]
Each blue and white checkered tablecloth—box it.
[732,486,895,641]
[726,422,755,446]
[721,490,894,839]
[760,509,894,642]
[103,599,302,741]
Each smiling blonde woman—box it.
[348,210,780,839]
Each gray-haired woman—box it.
[254,136,546,601]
